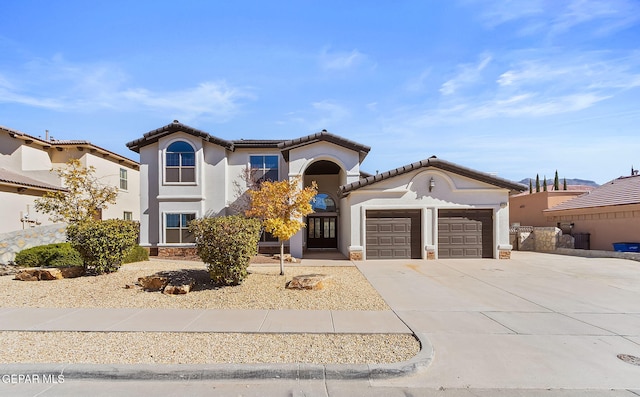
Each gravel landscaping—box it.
[0,257,420,365]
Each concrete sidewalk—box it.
[0,307,411,334]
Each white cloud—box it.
[320,48,367,70]
[282,100,351,130]
[439,54,492,95]
[474,0,640,37]
[405,69,432,92]
[0,56,254,121]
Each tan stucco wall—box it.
[510,191,587,227]
[545,204,640,251]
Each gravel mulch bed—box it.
[0,259,388,310]
[0,332,419,365]
[0,257,420,365]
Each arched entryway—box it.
[304,160,341,250]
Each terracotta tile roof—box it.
[126,120,234,152]
[545,174,640,212]
[231,139,282,149]
[2,125,139,168]
[0,168,65,192]
[127,122,371,162]
[339,156,526,197]
[278,130,371,162]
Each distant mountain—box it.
[518,178,600,188]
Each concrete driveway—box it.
[356,251,640,390]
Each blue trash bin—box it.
[612,242,640,252]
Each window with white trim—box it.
[165,213,196,243]
[123,211,133,221]
[166,141,196,183]
[119,168,128,190]
[249,155,279,183]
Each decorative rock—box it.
[286,274,332,290]
[0,263,20,277]
[138,275,169,291]
[14,268,63,281]
[59,266,84,278]
[273,254,298,263]
[163,275,196,295]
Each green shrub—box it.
[189,215,261,286]
[67,220,139,275]
[122,245,149,264]
[14,243,83,268]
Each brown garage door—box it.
[438,209,493,258]
[366,210,421,259]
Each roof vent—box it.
[173,120,179,124]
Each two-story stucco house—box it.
[127,121,525,260]
[0,125,140,234]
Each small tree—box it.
[529,179,533,194]
[563,178,568,190]
[246,177,318,275]
[543,175,548,191]
[35,159,118,224]
[554,170,560,191]
[535,174,540,193]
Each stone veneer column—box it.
[349,246,363,260]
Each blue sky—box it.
[1,0,639,184]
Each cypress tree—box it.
[543,175,548,191]
[563,178,567,190]
[554,170,560,191]
[529,179,533,194]
[535,174,540,192]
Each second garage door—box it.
[438,209,493,258]
[366,210,421,259]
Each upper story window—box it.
[119,168,128,190]
[250,155,279,183]
[166,141,195,183]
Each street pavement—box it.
[2,251,640,396]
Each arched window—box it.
[311,193,336,212]
[165,141,195,183]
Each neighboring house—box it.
[0,125,140,234]
[127,121,525,260]
[510,188,593,228]
[544,174,640,251]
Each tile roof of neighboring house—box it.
[127,122,371,161]
[545,174,640,212]
[0,168,65,192]
[339,156,526,197]
[1,125,139,169]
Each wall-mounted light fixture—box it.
[429,177,435,192]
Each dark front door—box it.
[307,216,337,248]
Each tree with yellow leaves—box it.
[35,158,118,224]
[246,177,317,275]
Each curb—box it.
[0,332,433,381]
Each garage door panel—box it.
[366,210,421,260]
[438,210,493,259]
